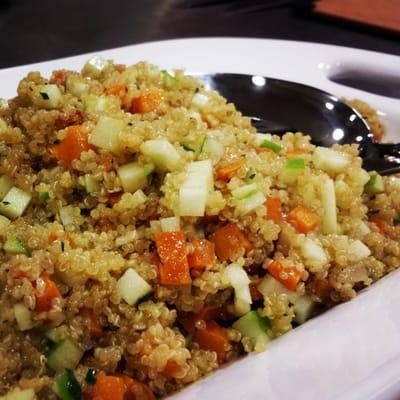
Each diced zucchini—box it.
[231,183,258,200]
[59,206,75,227]
[0,215,11,234]
[186,160,213,191]
[244,170,257,183]
[225,263,252,316]
[179,186,207,217]
[313,147,351,173]
[117,162,153,193]
[160,216,180,232]
[82,175,100,194]
[0,187,32,219]
[301,238,328,269]
[235,191,265,215]
[259,139,282,153]
[140,139,181,172]
[0,175,13,200]
[45,328,58,342]
[192,92,209,106]
[258,275,299,303]
[38,192,50,203]
[201,137,224,160]
[179,160,214,217]
[13,303,33,331]
[89,116,124,153]
[82,55,109,78]
[254,133,272,146]
[181,143,198,152]
[130,189,147,208]
[321,178,338,234]
[46,339,83,372]
[65,75,89,98]
[280,158,305,184]
[0,388,35,400]
[116,268,152,306]
[258,276,315,324]
[31,84,63,109]
[232,310,271,351]
[364,173,384,195]
[348,239,371,261]
[53,369,82,400]
[293,296,315,324]
[4,234,30,257]
[82,94,120,114]
[161,70,176,86]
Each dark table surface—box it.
[1,0,399,69]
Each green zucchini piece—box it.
[0,187,32,219]
[259,139,282,153]
[364,174,384,195]
[4,234,30,257]
[280,158,305,184]
[0,175,13,200]
[0,215,11,234]
[38,192,50,203]
[46,339,83,373]
[53,369,82,400]
[0,388,35,400]
[232,310,271,351]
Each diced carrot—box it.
[211,223,252,262]
[90,373,125,400]
[81,308,102,339]
[267,260,302,291]
[215,159,245,181]
[108,192,123,206]
[249,279,264,301]
[106,84,126,98]
[368,215,386,233]
[287,205,318,233]
[130,90,163,114]
[286,148,308,158]
[194,321,228,363]
[155,231,192,286]
[48,232,58,243]
[52,125,93,169]
[122,376,155,400]
[34,274,61,312]
[162,360,182,378]
[187,240,215,270]
[314,278,333,302]
[50,70,67,86]
[99,155,113,172]
[54,111,84,131]
[114,65,126,73]
[179,304,222,334]
[265,197,283,224]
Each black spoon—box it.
[198,73,400,175]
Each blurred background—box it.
[0,0,399,68]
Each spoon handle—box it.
[362,142,400,175]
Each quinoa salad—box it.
[0,57,399,400]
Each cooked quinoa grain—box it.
[0,57,399,399]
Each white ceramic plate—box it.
[2,38,400,400]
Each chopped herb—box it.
[394,213,400,223]
[55,369,82,400]
[39,92,49,100]
[61,241,65,252]
[367,209,380,216]
[85,369,97,385]
[39,192,49,203]
[182,143,196,152]
[2,201,10,205]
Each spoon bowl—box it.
[198,73,400,174]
